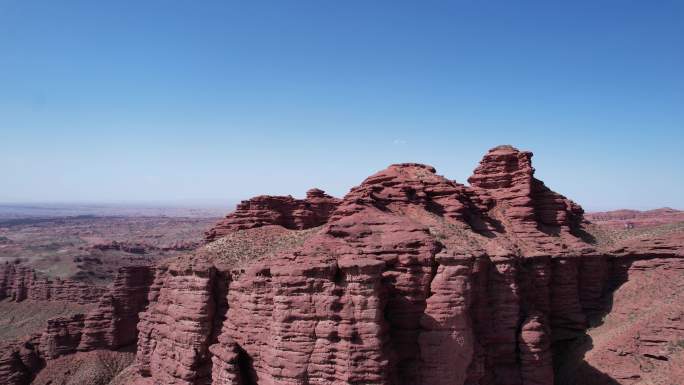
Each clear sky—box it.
[1,1,682,211]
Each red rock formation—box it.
[518,313,554,385]
[204,188,341,242]
[0,337,42,385]
[419,251,475,385]
[0,266,158,385]
[608,230,684,258]
[78,265,155,351]
[0,263,106,304]
[40,314,85,360]
[134,261,217,384]
[468,145,586,255]
[133,147,605,385]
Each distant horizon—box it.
[2,146,683,212]
[0,185,681,214]
[0,200,681,214]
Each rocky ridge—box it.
[125,145,682,385]
[2,145,682,385]
[204,188,341,242]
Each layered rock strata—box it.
[0,266,158,385]
[40,314,85,360]
[78,265,155,351]
[135,146,633,385]
[204,188,340,242]
[135,262,217,384]
[0,264,106,304]
[0,337,42,385]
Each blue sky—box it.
[1,0,682,211]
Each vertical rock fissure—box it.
[235,344,257,385]
[207,269,231,384]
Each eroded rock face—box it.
[0,337,42,385]
[204,188,341,242]
[0,266,158,385]
[78,265,155,351]
[40,314,85,360]
[134,262,217,385]
[0,263,106,304]
[468,145,587,255]
[130,147,605,385]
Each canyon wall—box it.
[128,146,684,385]
[0,264,106,304]
[0,265,157,385]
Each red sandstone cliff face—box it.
[40,314,85,360]
[0,265,157,385]
[0,336,42,385]
[131,146,630,385]
[134,262,218,384]
[551,232,684,385]
[204,188,341,242]
[0,263,106,304]
[78,265,155,351]
[467,145,587,255]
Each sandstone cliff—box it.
[0,264,106,304]
[130,145,682,385]
[0,266,157,385]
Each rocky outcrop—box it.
[468,145,587,255]
[40,314,85,360]
[0,266,158,385]
[0,263,106,304]
[0,337,42,385]
[130,147,605,385]
[204,188,341,242]
[134,261,217,384]
[78,265,155,351]
[518,313,554,385]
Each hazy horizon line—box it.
[0,200,680,214]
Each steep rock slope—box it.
[0,265,157,385]
[78,265,155,351]
[129,145,678,385]
[555,232,684,385]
